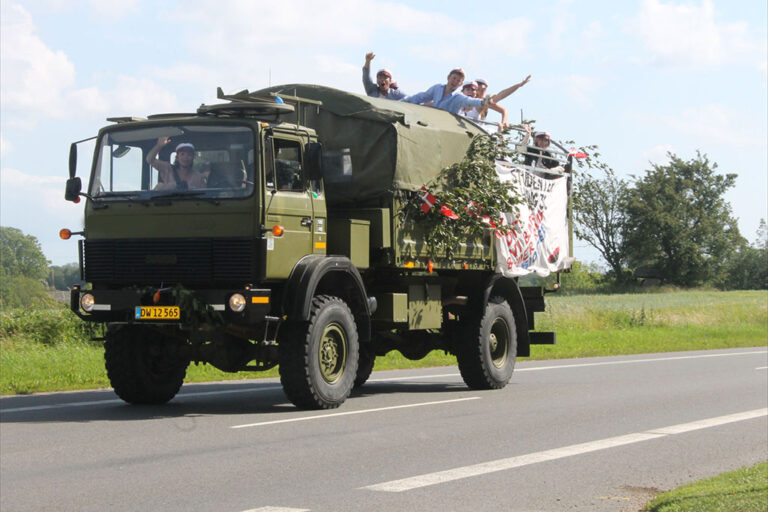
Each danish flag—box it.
[419,186,436,213]
[569,147,588,159]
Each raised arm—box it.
[362,52,378,96]
[146,137,172,172]
[490,75,531,104]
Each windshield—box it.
[90,123,255,200]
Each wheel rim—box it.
[318,322,347,384]
[489,318,510,368]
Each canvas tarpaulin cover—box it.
[255,84,485,206]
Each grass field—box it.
[1,289,766,395]
[644,462,768,512]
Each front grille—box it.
[84,237,261,286]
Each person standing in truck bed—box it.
[362,52,406,100]
[402,68,531,115]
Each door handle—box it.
[301,217,313,227]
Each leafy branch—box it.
[398,129,522,259]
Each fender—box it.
[282,254,371,343]
[469,273,531,357]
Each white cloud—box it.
[1,167,64,186]
[0,2,76,118]
[640,144,674,167]
[628,0,765,70]
[0,135,11,157]
[560,74,602,107]
[658,104,752,143]
[0,2,180,127]
[166,1,531,91]
[40,0,140,20]
[0,167,74,218]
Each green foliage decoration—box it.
[398,129,523,259]
[170,284,223,328]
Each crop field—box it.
[1,289,766,395]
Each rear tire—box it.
[104,325,188,404]
[456,296,517,390]
[279,295,359,409]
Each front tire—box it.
[104,325,188,404]
[279,295,359,409]
[456,296,517,389]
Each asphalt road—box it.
[1,347,766,512]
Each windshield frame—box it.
[88,120,258,202]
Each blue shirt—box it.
[402,84,484,113]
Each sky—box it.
[1,0,766,266]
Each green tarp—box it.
[255,84,485,206]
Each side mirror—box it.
[65,177,82,202]
[305,142,324,181]
[69,143,77,179]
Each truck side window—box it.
[274,139,304,192]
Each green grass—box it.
[1,290,766,394]
[644,462,768,512]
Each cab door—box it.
[263,134,314,279]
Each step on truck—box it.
[62,84,573,410]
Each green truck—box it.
[63,84,569,409]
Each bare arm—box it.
[488,103,507,130]
[147,137,171,171]
[490,75,531,104]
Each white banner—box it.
[494,162,574,277]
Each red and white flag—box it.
[569,147,588,159]
[419,186,436,213]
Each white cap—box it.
[175,142,195,152]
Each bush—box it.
[0,304,104,347]
[0,275,55,310]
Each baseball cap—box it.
[377,69,392,79]
[462,81,478,90]
[533,131,550,139]
[475,78,488,87]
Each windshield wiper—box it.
[152,190,207,199]
[151,190,220,205]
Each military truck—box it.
[62,84,571,410]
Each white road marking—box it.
[0,385,283,414]
[369,373,461,383]
[362,408,768,492]
[515,350,768,372]
[230,397,481,429]
[756,366,767,370]
[241,507,310,512]
[1,350,764,414]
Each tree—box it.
[572,169,630,282]
[622,152,743,287]
[0,226,52,309]
[48,263,81,290]
[1,226,50,281]
[721,219,768,290]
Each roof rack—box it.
[106,116,147,123]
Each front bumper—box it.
[70,287,274,326]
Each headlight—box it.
[228,293,246,313]
[80,293,95,312]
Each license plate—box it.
[135,306,180,320]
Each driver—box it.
[146,138,208,190]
